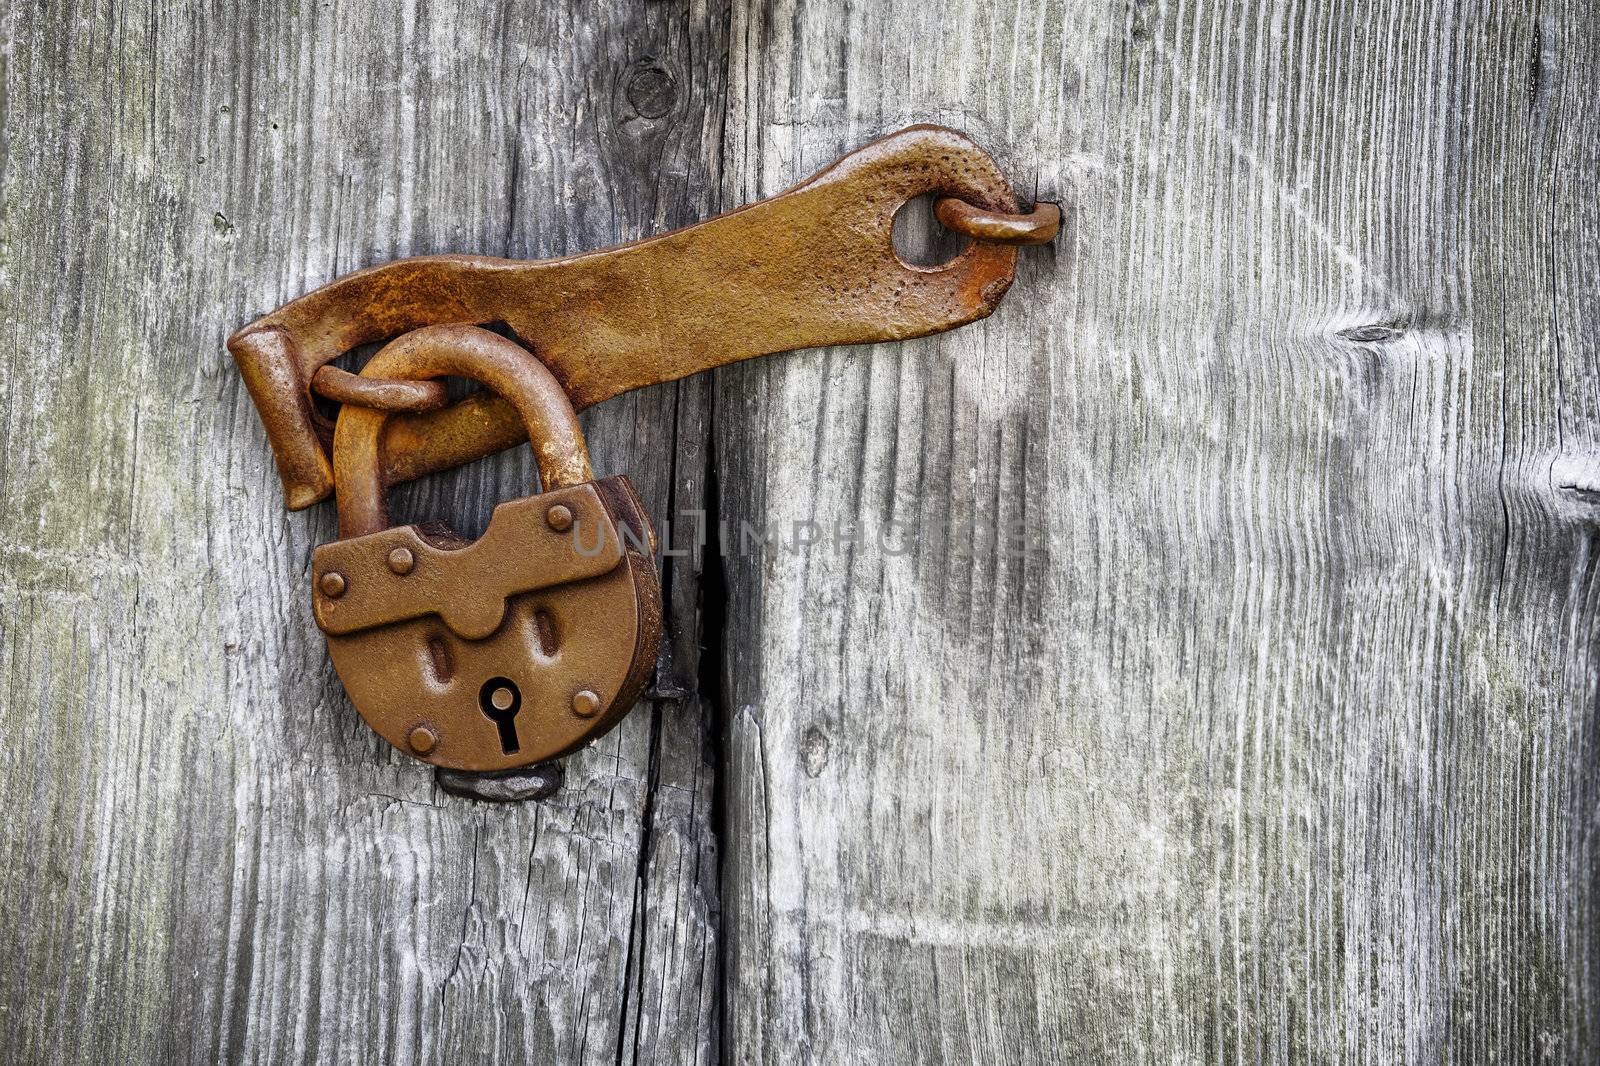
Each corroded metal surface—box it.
[230,125,1032,509]
[309,363,448,413]
[329,325,594,538]
[313,326,662,770]
[435,762,565,803]
[934,197,1062,245]
[237,126,1055,776]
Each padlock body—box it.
[310,477,661,770]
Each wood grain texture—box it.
[5,0,1599,1063]
[0,1,722,1063]
[716,0,1600,1062]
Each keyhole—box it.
[478,677,522,754]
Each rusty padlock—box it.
[230,127,1059,786]
[310,324,662,770]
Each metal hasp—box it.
[230,125,1056,779]
[230,124,1059,510]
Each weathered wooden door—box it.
[4,1,1596,1063]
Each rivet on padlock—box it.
[309,324,663,771]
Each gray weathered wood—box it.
[716,0,1600,1062]
[0,1,721,1063]
[6,0,1600,1062]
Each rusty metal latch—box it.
[230,124,1057,778]
[231,125,1058,510]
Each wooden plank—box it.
[7,0,1599,1060]
[0,1,722,1062]
[716,0,1600,1060]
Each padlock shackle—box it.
[331,325,592,538]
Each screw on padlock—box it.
[309,324,663,771]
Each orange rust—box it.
[934,197,1061,245]
[313,331,662,772]
[229,125,1024,510]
